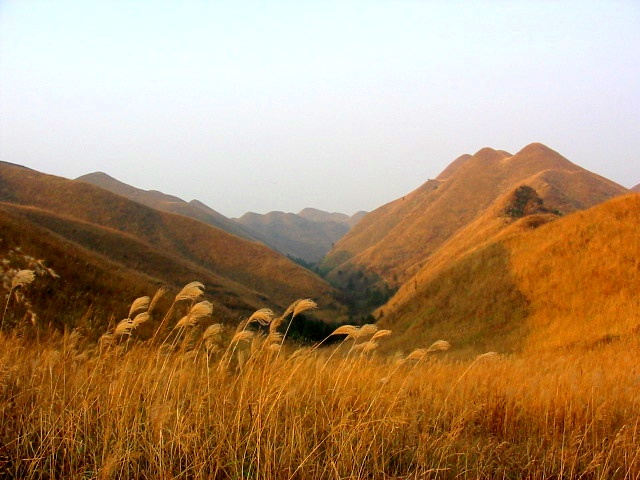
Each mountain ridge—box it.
[1,162,346,327]
[235,209,363,263]
[321,143,629,292]
[78,171,363,264]
[77,172,256,241]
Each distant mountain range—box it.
[2,143,638,354]
[632,182,640,192]
[235,209,366,264]
[1,162,347,332]
[77,172,364,264]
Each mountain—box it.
[632,183,640,192]
[377,193,640,355]
[321,143,629,296]
[77,172,255,241]
[235,209,364,264]
[78,172,364,265]
[298,208,367,228]
[0,162,346,331]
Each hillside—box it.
[236,209,363,263]
[632,182,640,192]
[377,193,640,355]
[0,162,346,330]
[322,143,628,294]
[77,172,255,241]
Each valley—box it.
[1,144,638,479]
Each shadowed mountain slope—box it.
[77,172,255,241]
[632,183,640,192]
[298,208,367,227]
[322,144,628,292]
[1,162,345,327]
[236,209,364,263]
[377,194,640,356]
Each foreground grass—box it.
[0,323,638,479]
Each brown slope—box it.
[0,203,255,333]
[77,172,255,241]
[322,143,628,289]
[632,183,640,192]
[378,193,640,356]
[0,162,344,322]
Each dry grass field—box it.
[378,194,640,356]
[1,163,638,479]
[0,281,638,479]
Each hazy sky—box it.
[1,1,638,217]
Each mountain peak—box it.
[77,171,120,185]
[515,142,557,157]
[472,147,511,162]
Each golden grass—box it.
[379,194,640,356]
[506,194,640,351]
[0,284,638,479]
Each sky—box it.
[1,1,638,218]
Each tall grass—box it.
[0,283,638,479]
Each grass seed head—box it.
[353,340,379,352]
[248,308,275,326]
[175,281,205,302]
[405,348,428,362]
[371,329,392,341]
[231,330,254,344]
[203,323,223,342]
[11,270,35,289]
[292,299,317,318]
[476,351,499,361]
[188,300,213,321]
[280,300,299,319]
[269,315,285,333]
[149,286,168,313]
[175,301,212,329]
[266,331,283,345]
[128,296,150,318]
[114,318,134,336]
[131,312,150,329]
[359,324,379,337]
[427,340,451,353]
[330,325,359,339]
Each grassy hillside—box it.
[0,205,162,333]
[0,162,346,328]
[322,144,628,293]
[1,165,638,479]
[378,194,640,355]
